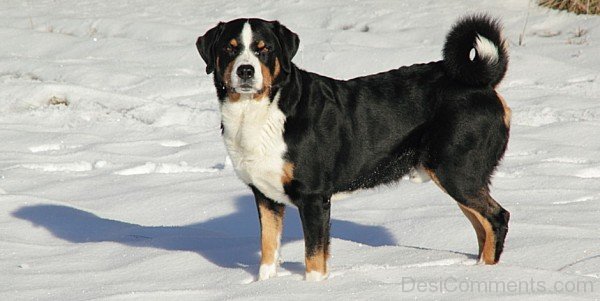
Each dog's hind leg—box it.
[458,194,509,264]
[426,168,509,264]
[423,92,510,264]
[252,186,285,280]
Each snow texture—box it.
[1,0,599,300]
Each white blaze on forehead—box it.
[241,21,253,48]
[230,21,263,92]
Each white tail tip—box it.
[474,34,499,63]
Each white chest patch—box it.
[220,92,292,205]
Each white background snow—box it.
[1,0,599,300]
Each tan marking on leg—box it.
[497,93,511,128]
[257,201,284,266]
[425,168,498,264]
[458,204,485,257]
[305,247,327,275]
[281,162,294,185]
[458,203,497,264]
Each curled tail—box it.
[443,15,508,87]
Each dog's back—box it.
[282,15,509,195]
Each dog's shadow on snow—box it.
[12,195,398,276]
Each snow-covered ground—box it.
[1,0,599,299]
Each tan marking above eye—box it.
[229,39,238,47]
[256,40,270,54]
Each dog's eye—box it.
[224,45,235,54]
[255,46,270,56]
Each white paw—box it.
[305,270,328,281]
[258,263,277,280]
[409,167,431,183]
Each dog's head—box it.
[196,18,299,101]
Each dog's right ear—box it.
[196,22,225,74]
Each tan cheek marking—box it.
[281,162,294,185]
[257,202,285,265]
[223,60,240,102]
[497,93,511,128]
[274,57,281,78]
[223,60,234,85]
[305,248,327,275]
[229,92,241,102]
[253,61,273,100]
[251,58,281,101]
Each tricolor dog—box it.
[196,15,511,281]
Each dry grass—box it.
[538,0,600,15]
[49,96,69,106]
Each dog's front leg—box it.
[297,194,331,281]
[251,186,285,280]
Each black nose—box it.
[236,64,255,80]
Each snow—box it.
[1,0,599,299]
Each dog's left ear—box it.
[271,21,299,73]
[196,22,225,74]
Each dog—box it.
[196,15,511,281]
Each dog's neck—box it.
[273,64,303,117]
